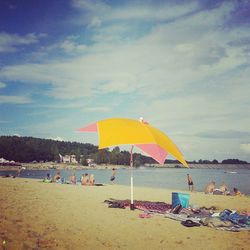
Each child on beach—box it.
[43,173,52,183]
[233,188,244,196]
[53,172,61,183]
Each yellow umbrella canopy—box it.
[80,118,188,167]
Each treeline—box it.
[0,136,155,166]
[0,136,97,163]
[0,136,248,165]
[189,159,248,164]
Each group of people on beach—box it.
[204,181,244,196]
[43,168,117,185]
[43,172,95,185]
[80,173,95,185]
[186,174,244,196]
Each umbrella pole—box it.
[130,145,135,210]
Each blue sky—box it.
[0,0,250,162]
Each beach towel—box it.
[219,210,250,227]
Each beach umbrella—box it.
[79,117,188,209]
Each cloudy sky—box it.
[0,0,250,162]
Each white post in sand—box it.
[130,145,135,210]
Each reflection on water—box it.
[1,167,250,195]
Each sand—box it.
[0,178,249,250]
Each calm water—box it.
[1,167,250,195]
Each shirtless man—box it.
[187,174,194,191]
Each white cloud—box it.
[60,40,87,53]
[72,0,199,26]
[0,95,32,104]
[1,1,247,101]
[107,1,199,22]
[0,32,46,53]
[84,106,110,112]
[240,144,250,153]
[72,0,109,13]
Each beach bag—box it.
[172,192,190,209]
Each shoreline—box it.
[1,162,250,171]
[0,178,249,249]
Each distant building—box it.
[59,154,78,164]
[70,155,78,164]
[0,157,21,166]
[86,158,96,167]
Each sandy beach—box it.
[0,178,249,250]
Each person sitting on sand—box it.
[204,181,215,194]
[53,172,61,183]
[233,188,244,196]
[43,173,52,183]
[70,172,77,184]
[89,174,95,185]
[219,182,229,195]
[80,174,84,183]
[81,173,89,185]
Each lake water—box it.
[2,167,250,195]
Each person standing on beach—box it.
[16,166,22,177]
[110,168,116,184]
[187,174,194,191]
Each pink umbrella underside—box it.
[135,144,168,165]
[78,123,97,132]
